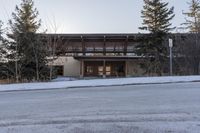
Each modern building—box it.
[43,33,181,78]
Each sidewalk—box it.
[0,76,200,92]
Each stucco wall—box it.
[63,57,80,77]
[126,61,145,77]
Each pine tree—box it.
[183,0,200,33]
[138,0,175,75]
[181,0,200,74]
[8,0,49,81]
[0,21,4,68]
[0,21,7,63]
[0,21,3,57]
[0,21,13,80]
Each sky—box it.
[0,0,189,33]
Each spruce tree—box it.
[0,21,3,58]
[183,0,200,33]
[0,21,7,63]
[181,0,200,74]
[0,21,13,80]
[8,0,49,81]
[0,21,4,67]
[138,0,175,75]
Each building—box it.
[45,33,149,78]
[44,33,182,78]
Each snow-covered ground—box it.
[0,75,200,92]
[0,82,200,133]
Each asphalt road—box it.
[0,82,200,133]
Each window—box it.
[54,66,64,76]
[86,66,93,74]
[106,66,111,76]
[98,66,103,76]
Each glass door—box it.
[106,66,111,76]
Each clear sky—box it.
[0,0,189,33]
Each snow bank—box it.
[0,76,200,92]
[51,76,77,82]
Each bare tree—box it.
[44,16,62,80]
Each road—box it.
[0,82,200,133]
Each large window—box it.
[98,66,103,76]
[86,66,93,74]
[106,66,111,76]
[98,66,111,76]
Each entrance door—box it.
[84,61,103,77]
[98,66,103,76]
[84,61,125,77]
[97,66,111,76]
[106,66,111,76]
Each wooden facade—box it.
[42,34,147,77]
[42,34,147,56]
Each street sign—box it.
[169,38,173,48]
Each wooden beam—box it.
[124,36,128,55]
[81,36,86,55]
[103,36,106,56]
[103,60,106,78]
[125,61,128,77]
[80,60,84,78]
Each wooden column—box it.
[80,60,84,78]
[124,36,128,56]
[103,60,106,78]
[125,61,128,77]
[81,36,85,56]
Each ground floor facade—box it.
[52,56,144,78]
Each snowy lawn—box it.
[0,75,200,92]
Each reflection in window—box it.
[98,66,103,76]
[106,66,111,76]
[86,66,93,74]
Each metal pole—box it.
[170,47,173,76]
[169,38,173,76]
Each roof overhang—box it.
[74,56,144,61]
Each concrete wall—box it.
[126,61,145,77]
[63,57,80,77]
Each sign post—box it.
[169,38,173,76]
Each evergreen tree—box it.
[0,21,3,58]
[183,0,200,33]
[8,0,49,81]
[138,0,175,75]
[0,21,14,80]
[180,0,200,74]
[0,21,7,63]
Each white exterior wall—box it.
[49,57,80,77]
[63,57,80,77]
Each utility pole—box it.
[169,38,173,76]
